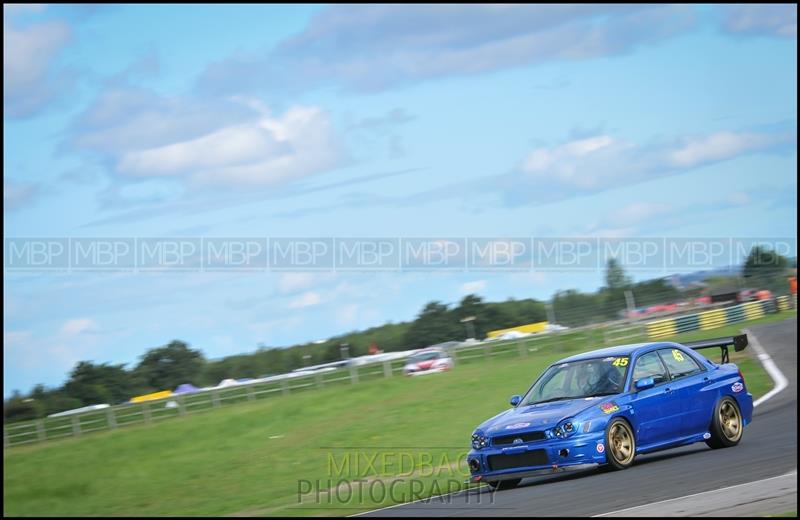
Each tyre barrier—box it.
[646,297,793,340]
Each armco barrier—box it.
[646,298,791,339]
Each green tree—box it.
[251,346,288,376]
[605,257,632,290]
[743,246,789,292]
[41,392,83,416]
[404,301,461,348]
[489,299,547,331]
[743,246,789,277]
[3,392,43,422]
[454,294,486,338]
[630,278,682,307]
[134,340,205,391]
[200,359,234,386]
[552,289,604,327]
[600,258,634,319]
[63,361,132,405]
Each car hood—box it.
[476,397,605,434]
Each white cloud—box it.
[70,89,346,189]
[288,291,322,309]
[277,273,316,294]
[70,86,245,153]
[723,5,796,38]
[582,189,774,237]
[4,330,33,349]
[4,318,112,385]
[3,6,71,117]
[4,180,41,212]
[118,106,343,186]
[266,123,795,217]
[516,128,796,196]
[461,280,487,294]
[581,202,674,237]
[668,131,775,168]
[522,135,617,187]
[200,5,696,94]
[61,318,97,335]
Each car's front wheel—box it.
[486,478,521,490]
[604,418,636,470]
[706,396,743,449]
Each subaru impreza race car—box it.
[467,335,753,490]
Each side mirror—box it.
[509,395,522,406]
[635,377,655,391]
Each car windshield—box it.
[408,351,441,363]
[520,356,630,406]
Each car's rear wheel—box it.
[487,478,521,490]
[706,396,743,449]
[604,418,636,470]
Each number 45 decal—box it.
[612,358,629,367]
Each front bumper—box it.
[466,432,607,483]
[466,463,599,483]
[404,367,448,376]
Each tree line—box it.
[5,250,794,422]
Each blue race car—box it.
[467,335,753,490]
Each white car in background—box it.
[403,347,454,376]
[544,323,570,333]
[498,330,533,340]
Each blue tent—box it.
[173,383,199,395]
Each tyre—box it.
[604,418,636,470]
[487,478,521,490]
[706,396,743,449]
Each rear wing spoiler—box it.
[683,334,748,364]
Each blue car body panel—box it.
[467,340,754,483]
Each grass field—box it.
[4,311,794,517]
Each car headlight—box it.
[553,419,577,439]
[471,432,488,450]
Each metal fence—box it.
[3,328,606,448]
[4,295,795,448]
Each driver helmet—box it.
[579,363,600,386]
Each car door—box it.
[656,348,712,437]
[629,350,683,447]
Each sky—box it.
[3,4,797,397]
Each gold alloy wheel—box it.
[609,422,635,465]
[719,400,742,442]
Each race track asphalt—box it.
[360,317,798,517]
